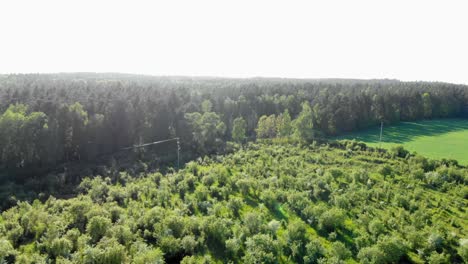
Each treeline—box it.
[1,73,467,172]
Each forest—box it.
[1,74,467,170]
[0,74,467,263]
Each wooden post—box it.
[379,121,383,149]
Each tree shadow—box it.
[338,119,468,144]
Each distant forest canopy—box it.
[1,73,468,172]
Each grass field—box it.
[336,118,468,165]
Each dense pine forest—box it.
[0,74,467,263]
[1,74,467,168]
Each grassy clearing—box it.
[336,118,468,165]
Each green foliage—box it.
[303,239,325,263]
[0,142,466,262]
[243,234,278,264]
[294,101,316,141]
[368,219,386,238]
[0,104,48,167]
[376,236,408,263]
[201,100,213,113]
[330,241,352,260]
[185,111,226,153]
[357,246,385,264]
[277,109,293,137]
[318,208,346,232]
[422,92,432,119]
[427,252,450,264]
[458,239,468,263]
[1,74,468,205]
[86,216,112,243]
[378,165,392,178]
[232,117,247,143]
[256,115,277,138]
[390,145,409,158]
[48,238,73,258]
[132,247,164,264]
[0,239,16,262]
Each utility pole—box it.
[176,138,180,170]
[379,121,383,149]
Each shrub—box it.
[225,238,241,257]
[86,216,112,243]
[318,208,346,232]
[181,235,198,254]
[357,246,385,264]
[48,238,73,258]
[368,220,385,238]
[458,239,468,263]
[133,248,164,264]
[330,241,351,260]
[303,239,324,264]
[376,236,408,263]
[427,252,450,264]
[243,234,279,264]
[390,145,409,158]
[0,239,16,262]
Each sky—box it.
[0,0,467,84]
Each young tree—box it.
[293,102,316,141]
[422,92,432,118]
[276,109,292,137]
[86,216,112,243]
[232,117,247,143]
[201,99,213,113]
[0,104,49,167]
[357,246,385,264]
[185,111,226,154]
[66,102,89,161]
[256,115,277,138]
[243,234,278,264]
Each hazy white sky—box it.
[0,0,467,84]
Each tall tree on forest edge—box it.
[293,102,316,141]
[232,117,247,143]
[256,115,277,139]
[276,109,292,137]
[422,92,432,119]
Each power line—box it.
[121,138,179,150]
[121,138,181,169]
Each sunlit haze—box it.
[1,0,467,84]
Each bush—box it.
[376,236,408,263]
[458,239,468,263]
[0,239,16,262]
[427,233,444,251]
[390,145,409,158]
[427,252,450,264]
[225,238,241,258]
[330,241,351,260]
[181,235,198,254]
[378,165,392,178]
[48,238,73,258]
[133,248,164,264]
[243,234,278,264]
[318,208,346,232]
[357,246,385,264]
[303,239,324,264]
[368,219,385,238]
[86,216,112,243]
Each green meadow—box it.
[337,118,468,165]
